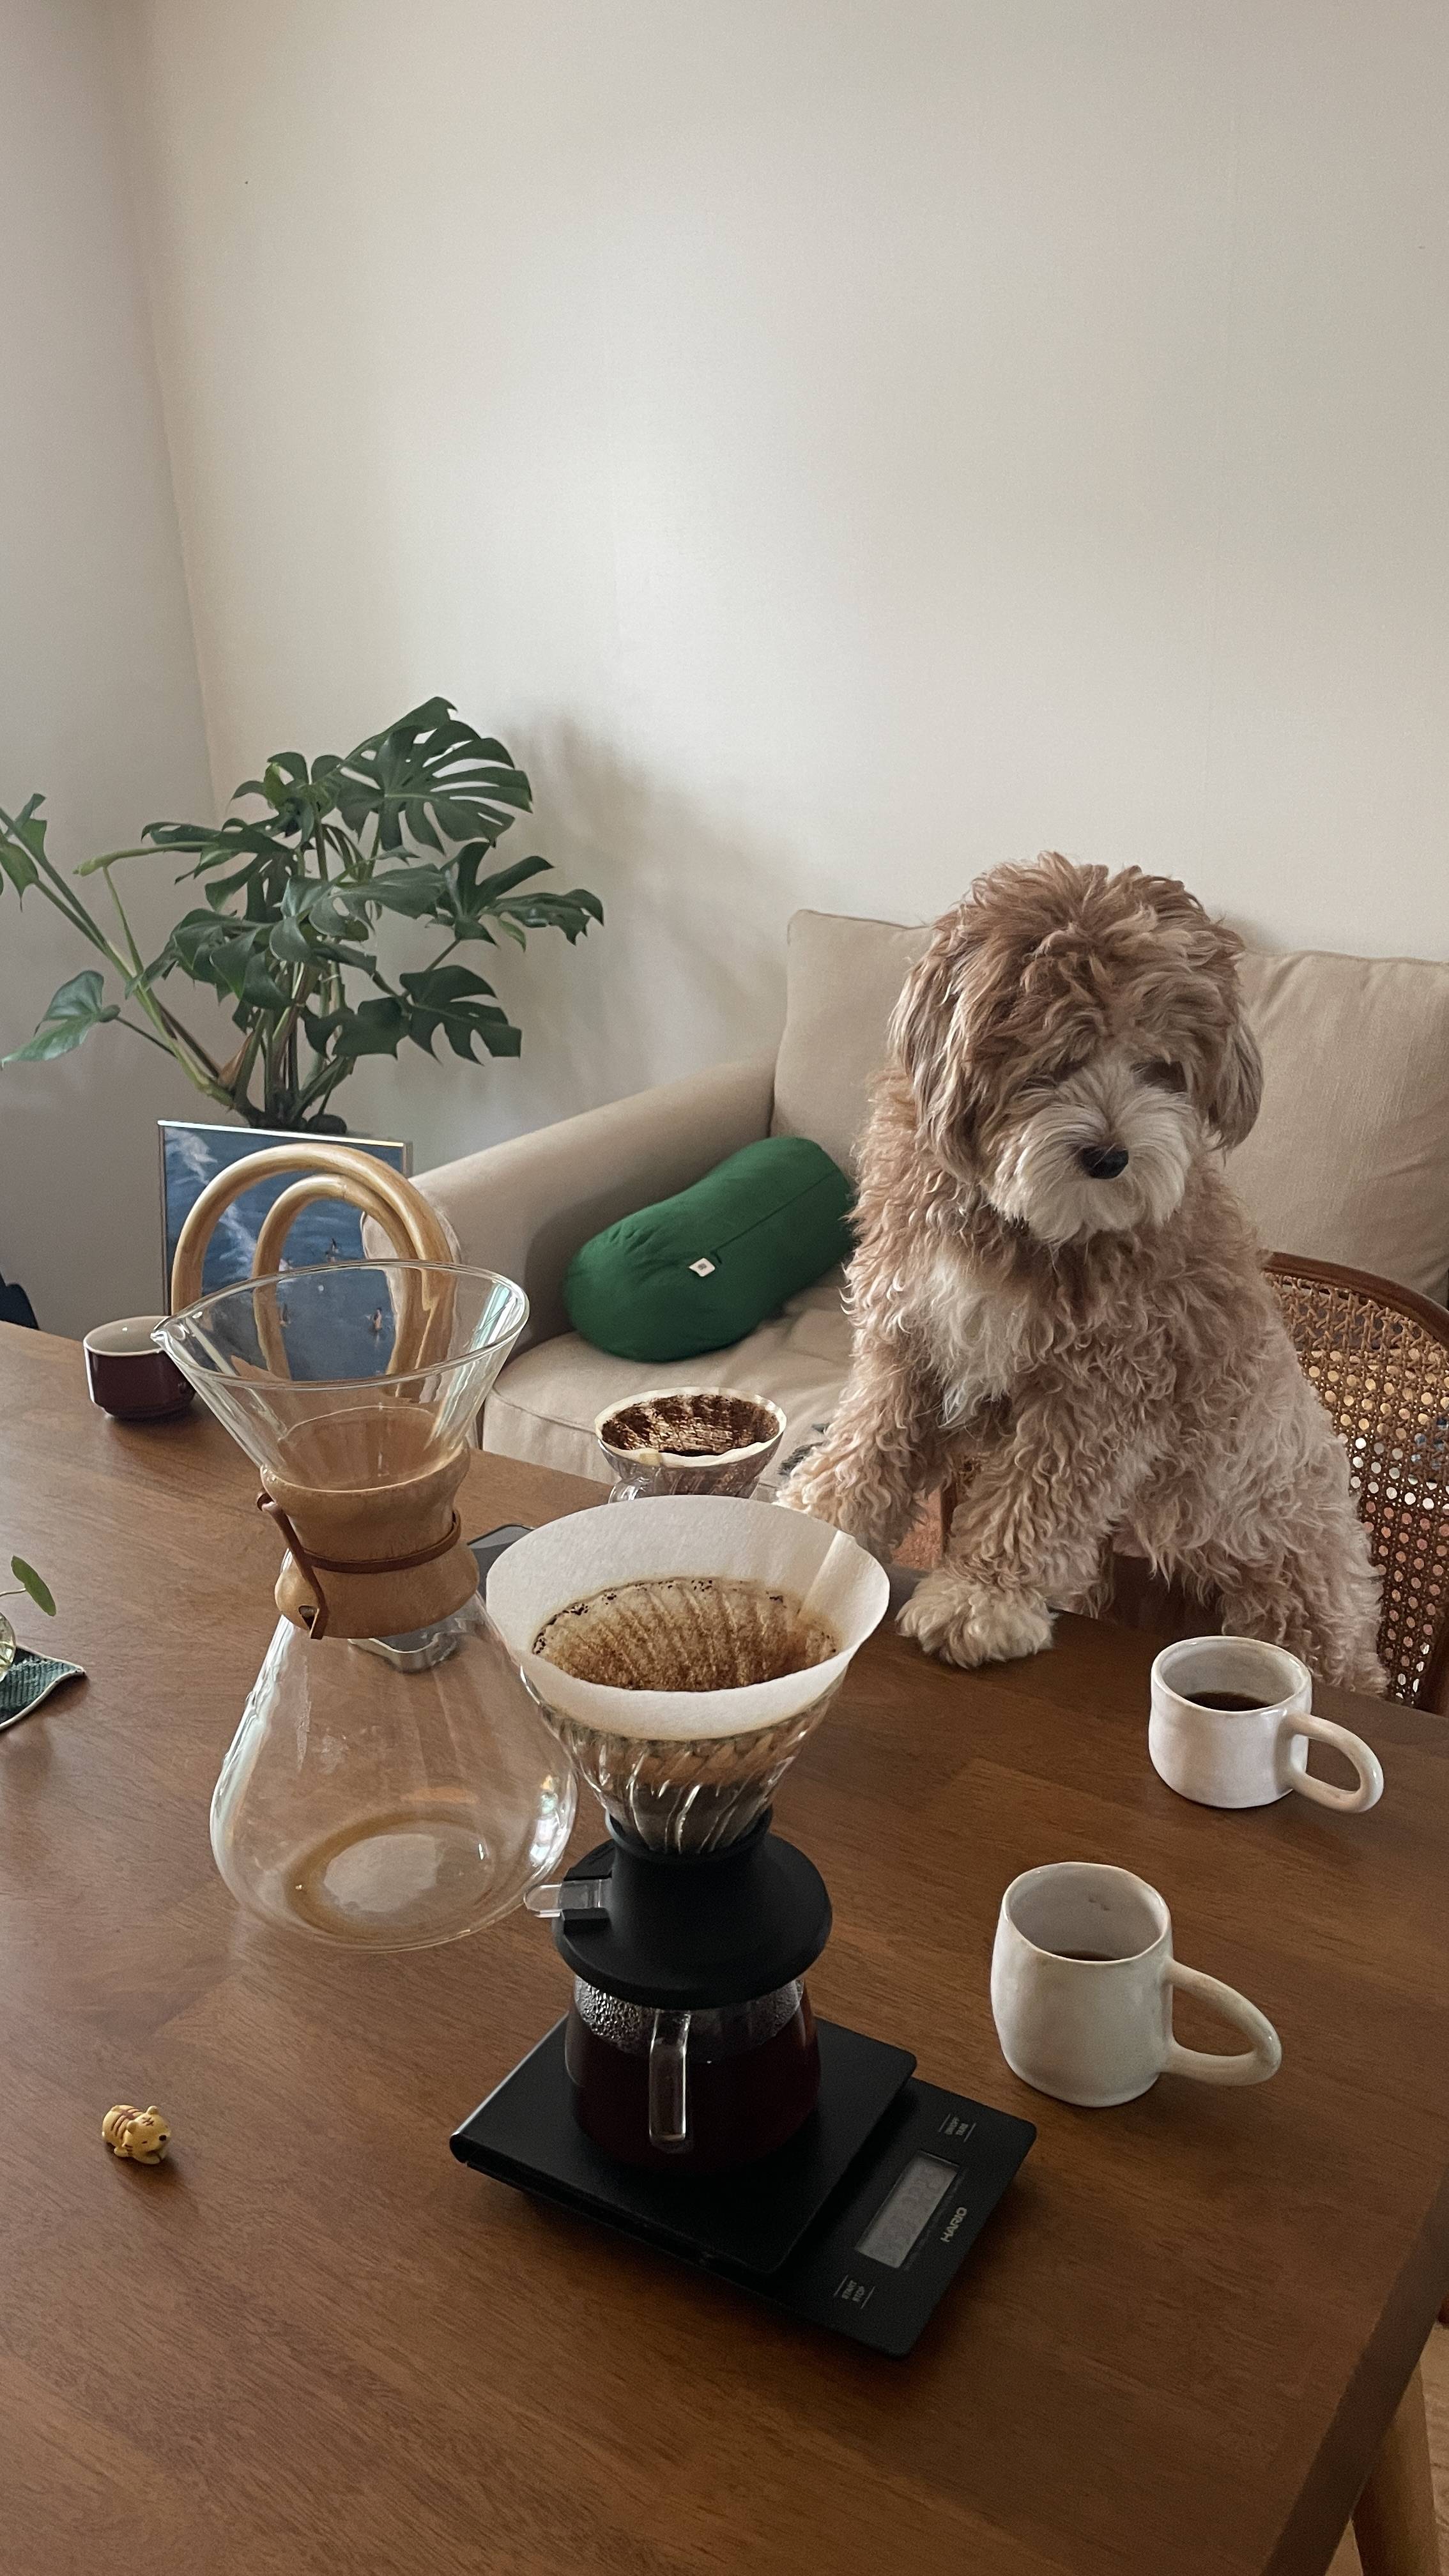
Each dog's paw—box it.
[777,1465,838,1523]
[780,1458,865,1537]
[897,1571,1054,1669]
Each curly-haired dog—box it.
[783,855,1385,1691]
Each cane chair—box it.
[1266,1254,1449,2526]
[1265,1254,1449,1712]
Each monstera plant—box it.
[0,698,602,1131]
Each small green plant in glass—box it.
[0,1555,55,1674]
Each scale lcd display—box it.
[854,2153,960,2269]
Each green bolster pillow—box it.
[564,1135,855,1363]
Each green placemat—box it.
[0,1646,85,1732]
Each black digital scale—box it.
[452,2015,1034,2356]
[451,1526,1036,2356]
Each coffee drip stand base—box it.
[550,1811,832,2007]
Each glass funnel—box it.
[155,1261,525,1494]
[486,1496,891,1853]
[156,1261,576,1947]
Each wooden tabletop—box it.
[2,1322,1448,2576]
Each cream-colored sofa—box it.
[417,910,1449,1491]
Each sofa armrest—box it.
[415,1054,776,1346]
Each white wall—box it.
[88,3,1449,1199]
[0,0,214,1335]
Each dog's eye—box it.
[1138,1058,1187,1093]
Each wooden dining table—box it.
[2,1319,1448,2575]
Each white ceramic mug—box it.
[990,1862,1282,2108]
[1149,1636,1383,1815]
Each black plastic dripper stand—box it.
[550,1807,831,2006]
[450,1811,1038,2355]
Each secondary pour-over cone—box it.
[487,1497,890,1853]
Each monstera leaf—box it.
[398,965,521,1060]
[3,969,119,1062]
[330,698,532,852]
[0,793,47,897]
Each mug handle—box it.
[1162,1962,1282,2087]
[1283,1713,1384,1814]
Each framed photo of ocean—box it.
[158,1122,412,1316]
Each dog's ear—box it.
[889,903,1007,1172]
[1208,1017,1262,1149]
[891,933,970,1151]
[1128,882,1262,1150]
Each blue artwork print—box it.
[160,1123,412,1381]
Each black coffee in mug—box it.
[1182,1690,1270,1712]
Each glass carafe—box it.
[157,1260,575,1947]
[564,1975,820,2173]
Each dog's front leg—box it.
[899,1393,1131,1669]
[779,1333,949,1561]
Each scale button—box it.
[834,2276,875,2307]
[938,2112,976,2142]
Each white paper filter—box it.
[486,1496,889,1742]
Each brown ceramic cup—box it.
[84,1315,194,1422]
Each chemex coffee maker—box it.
[457,1498,1036,2356]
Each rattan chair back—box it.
[1266,1254,1449,1708]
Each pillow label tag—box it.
[688,1257,717,1277]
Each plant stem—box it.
[288,1052,351,1121]
[0,809,233,1101]
[91,872,227,1083]
[74,841,181,877]
[0,810,117,953]
[226,1022,264,1119]
[147,990,226,1082]
[116,1017,178,1054]
[100,870,224,1084]
[102,866,145,974]
[270,989,311,1077]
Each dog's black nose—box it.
[1080,1142,1130,1179]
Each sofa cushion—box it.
[770,909,930,1174]
[483,1270,852,1490]
[563,1135,854,1362]
[769,906,1449,1302]
[1229,949,1449,1303]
